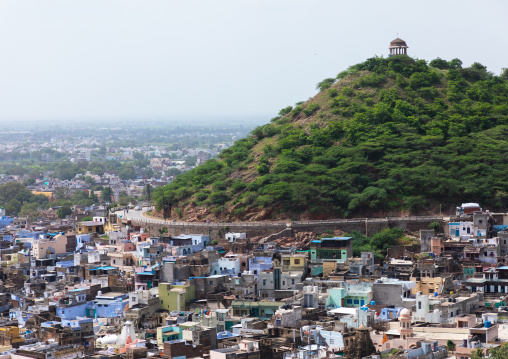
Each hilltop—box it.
[153,56,508,221]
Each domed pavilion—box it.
[389,38,408,56]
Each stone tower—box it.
[348,325,376,359]
[389,38,408,56]
[399,308,413,340]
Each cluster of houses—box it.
[0,204,506,359]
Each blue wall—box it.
[56,302,89,318]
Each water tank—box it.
[434,292,438,297]
[97,290,102,296]
[485,321,492,328]
[370,301,376,305]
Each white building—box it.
[218,254,241,276]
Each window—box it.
[418,302,422,310]
[429,289,434,294]
[282,281,285,285]
[294,259,300,265]
[292,279,295,285]
[160,300,163,305]
[346,299,352,305]
[354,299,359,305]
[263,280,266,286]
[330,339,334,344]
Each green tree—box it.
[22,177,36,186]
[91,166,105,176]
[278,106,293,116]
[449,58,463,69]
[428,221,442,232]
[101,187,113,203]
[316,78,336,92]
[143,184,153,201]
[54,162,80,180]
[19,203,40,221]
[429,58,449,69]
[469,348,484,359]
[185,156,197,166]
[132,151,145,161]
[57,205,72,219]
[489,345,508,359]
[144,167,154,178]
[84,176,96,186]
[446,340,456,352]
[53,187,70,200]
[119,166,136,180]
[501,68,508,80]
[166,168,182,177]
[5,199,22,216]
[0,182,32,203]
[471,62,487,71]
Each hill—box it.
[153,56,508,221]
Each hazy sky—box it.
[0,0,507,124]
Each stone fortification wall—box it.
[128,216,443,239]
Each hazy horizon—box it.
[1,0,507,124]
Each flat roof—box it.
[78,221,104,226]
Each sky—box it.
[0,0,507,124]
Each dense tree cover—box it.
[0,182,49,217]
[154,55,508,220]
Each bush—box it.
[208,191,229,205]
[429,58,450,70]
[357,73,385,88]
[316,78,336,92]
[278,106,293,116]
[303,103,320,117]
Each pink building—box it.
[32,234,68,259]
[431,237,444,255]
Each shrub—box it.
[316,78,336,92]
[303,103,320,117]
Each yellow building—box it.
[76,221,105,234]
[158,282,195,312]
[281,253,307,271]
[410,276,446,295]
[0,326,24,347]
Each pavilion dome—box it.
[389,38,408,48]
[400,308,411,318]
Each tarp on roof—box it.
[312,267,323,276]
[89,266,117,271]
